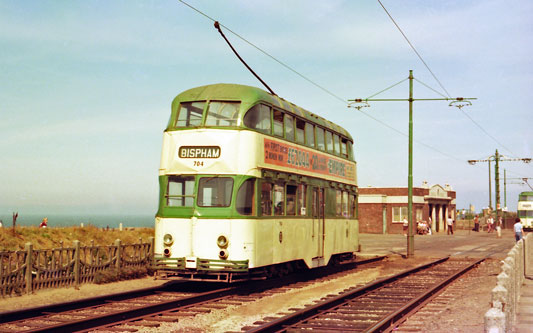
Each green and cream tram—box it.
[518,191,533,231]
[153,83,358,282]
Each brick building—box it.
[358,182,456,234]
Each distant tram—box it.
[153,83,359,282]
[518,191,533,231]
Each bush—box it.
[94,266,148,284]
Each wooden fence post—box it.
[149,236,155,265]
[25,242,33,294]
[115,239,121,270]
[74,240,80,288]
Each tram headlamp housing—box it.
[217,235,228,248]
[219,248,229,259]
[163,233,174,246]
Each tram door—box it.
[312,187,325,258]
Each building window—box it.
[416,208,423,222]
[392,207,408,223]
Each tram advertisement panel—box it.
[263,138,355,182]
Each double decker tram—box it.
[518,191,533,231]
[153,83,358,282]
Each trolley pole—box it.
[349,70,475,257]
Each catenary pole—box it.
[349,70,475,257]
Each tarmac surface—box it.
[358,228,517,259]
[360,228,532,332]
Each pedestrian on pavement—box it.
[402,217,408,236]
[487,215,494,233]
[514,218,524,242]
[447,216,454,235]
[496,216,502,238]
[473,215,480,232]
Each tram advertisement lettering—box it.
[179,146,221,159]
[263,138,355,180]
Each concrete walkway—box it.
[515,277,533,332]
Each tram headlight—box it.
[217,235,228,248]
[163,233,174,246]
[219,248,228,259]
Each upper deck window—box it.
[284,114,294,141]
[333,134,340,156]
[205,101,240,127]
[295,119,305,144]
[341,138,348,158]
[198,177,234,207]
[244,104,271,134]
[176,102,205,127]
[325,131,334,153]
[316,127,325,151]
[520,195,533,201]
[273,110,284,137]
[347,141,354,160]
[305,123,315,148]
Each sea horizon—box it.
[0,213,155,229]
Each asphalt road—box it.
[359,228,517,259]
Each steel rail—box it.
[22,286,237,333]
[1,255,387,332]
[0,283,181,324]
[366,256,486,332]
[247,256,449,332]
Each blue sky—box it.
[1,0,532,217]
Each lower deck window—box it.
[167,176,195,207]
[261,183,273,216]
[236,179,255,215]
[198,177,233,207]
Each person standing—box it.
[514,218,524,242]
[496,216,502,238]
[473,215,480,232]
[447,216,454,235]
[487,215,494,233]
[402,217,408,236]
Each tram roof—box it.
[172,83,353,141]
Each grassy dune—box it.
[0,225,154,251]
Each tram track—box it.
[246,256,487,332]
[0,256,386,332]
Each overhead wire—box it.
[376,0,521,158]
[178,0,525,168]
